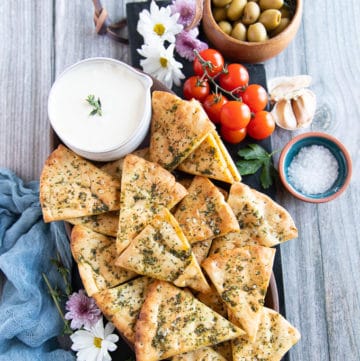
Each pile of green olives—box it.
[211,0,294,42]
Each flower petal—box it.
[77,347,99,361]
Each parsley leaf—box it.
[236,144,278,189]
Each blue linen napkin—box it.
[0,168,75,360]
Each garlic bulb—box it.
[268,75,316,130]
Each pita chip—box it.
[174,176,239,244]
[116,154,187,254]
[178,131,241,184]
[202,246,275,341]
[116,208,210,293]
[67,211,119,237]
[225,182,298,248]
[232,307,301,361]
[149,91,215,170]
[92,277,152,344]
[172,346,228,361]
[71,225,137,296]
[40,145,120,222]
[135,280,244,361]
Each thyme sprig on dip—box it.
[86,94,102,116]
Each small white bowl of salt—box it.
[278,132,352,203]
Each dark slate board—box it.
[103,2,289,360]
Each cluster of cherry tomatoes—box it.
[183,49,275,144]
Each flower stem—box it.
[42,272,73,335]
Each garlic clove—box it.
[271,99,298,130]
[291,89,317,128]
[268,75,313,102]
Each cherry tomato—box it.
[193,49,224,78]
[219,63,249,92]
[246,111,276,140]
[202,93,228,124]
[183,76,210,102]
[242,84,268,112]
[220,101,251,130]
[221,126,247,144]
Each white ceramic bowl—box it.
[48,57,153,161]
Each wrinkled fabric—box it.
[0,168,75,360]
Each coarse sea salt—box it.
[288,145,339,194]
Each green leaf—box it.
[260,159,273,189]
[236,159,263,176]
[237,144,268,160]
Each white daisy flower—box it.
[137,1,183,44]
[138,41,185,89]
[70,317,119,361]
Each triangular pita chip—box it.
[178,132,239,184]
[67,211,119,237]
[175,176,239,244]
[232,307,301,361]
[172,346,227,361]
[191,239,212,265]
[116,208,210,293]
[213,342,233,361]
[71,225,136,296]
[135,280,244,361]
[149,91,215,170]
[211,131,241,182]
[92,277,152,344]
[196,284,228,319]
[117,154,187,254]
[101,148,149,180]
[40,145,121,222]
[223,182,298,248]
[202,246,275,341]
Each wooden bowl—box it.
[202,0,303,63]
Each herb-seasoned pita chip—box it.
[117,154,187,254]
[232,307,301,361]
[71,225,136,296]
[101,148,149,180]
[196,284,228,319]
[211,131,241,183]
[172,346,227,361]
[178,132,240,184]
[149,91,215,170]
[40,145,120,222]
[222,182,298,249]
[67,211,119,237]
[175,176,239,244]
[116,208,210,293]
[191,239,212,265]
[135,281,244,361]
[202,246,275,341]
[92,277,152,344]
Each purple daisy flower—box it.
[175,28,208,61]
[65,289,101,330]
[171,0,196,28]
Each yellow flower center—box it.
[160,57,168,68]
[93,337,102,348]
[153,23,165,36]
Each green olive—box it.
[226,0,247,21]
[212,6,228,21]
[259,9,281,30]
[242,2,261,25]
[231,22,247,40]
[279,4,292,18]
[218,20,233,34]
[259,0,284,10]
[247,22,268,42]
[270,17,290,36]
[212,0,232,7]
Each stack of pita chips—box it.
[39,91,300,361]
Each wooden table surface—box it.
[1,1,359,360]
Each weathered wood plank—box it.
[266,0,360,360]
[0,0,54,181]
